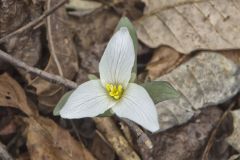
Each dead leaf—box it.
[220,50,240,65]
[26,0,78,111]
[0,73,37,116]
[228,154,240,160]
[153,52,240,131]
[151,107,228,160]
[0,1,42,70]
[135,0,240,53]
[146,46,187,79]
[0,0,28,36]
[226,109,240,153]
[0,119,16,136]
[141,0,205,15]
[24,116,96,160]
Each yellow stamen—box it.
[105,83,123,100]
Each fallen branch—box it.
[0,142,14,160]
[122,119,153,149]
[94,117,140,160]
[0,49,77,89]
[0,0,68,44]
[0,49,152,157]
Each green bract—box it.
[141,81,180,104]
[53,90,73,116]
[115,17,138,53]
[88,74,98,80]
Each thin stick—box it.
[0,48,151,153]
[0,49,77,89]
[47,0,64,76]
[0,0,68,44]
[0,142,14,160]
[201,102,236,160]
[122,119,153,149]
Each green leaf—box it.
[129,73,137,83]
[115,17,138,74]
[97,109,114,117]
[88,74,98,80]
[142,81,180,104]
[115,17,138,53]
[53,90,74,116]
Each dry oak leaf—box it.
[0,73,37,116]
[226,109,240,153]
[153,52,240,131]
[24,116,96,160]
[27,0,78,110]
[146,46,187,80]
[141,0,205,15]
[135,0,240,53]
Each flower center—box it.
[105,83,123,100]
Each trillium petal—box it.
[60,80,115,119]
[112,83,160,132]
[99,27,135,88]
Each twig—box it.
[0,49,77,89]
[47,0,64,76]
[122,119,153,149]
[94,117,141,160]
[0,142,14,160]
[0,48,151,155]
[201,102,236,160]
[0,0,68,44]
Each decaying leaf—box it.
[146,46,186,79]
[226,109,240,153]
[24,116,96,160]
[151,107,228,160]
[228,154,240,160]
[27,0,78,111]
[153,52,240,131]
[221,50,240,65]
[74,16,119,83]
[0,73,37,116]
[141,0,205,15]
[0,0,28,36]
[135,0,240,53]
[0,0,41,70]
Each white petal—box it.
[112,83,160,132]
[60,80,115,119]
[99,27,135,88]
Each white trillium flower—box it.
[60,27,160,132]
